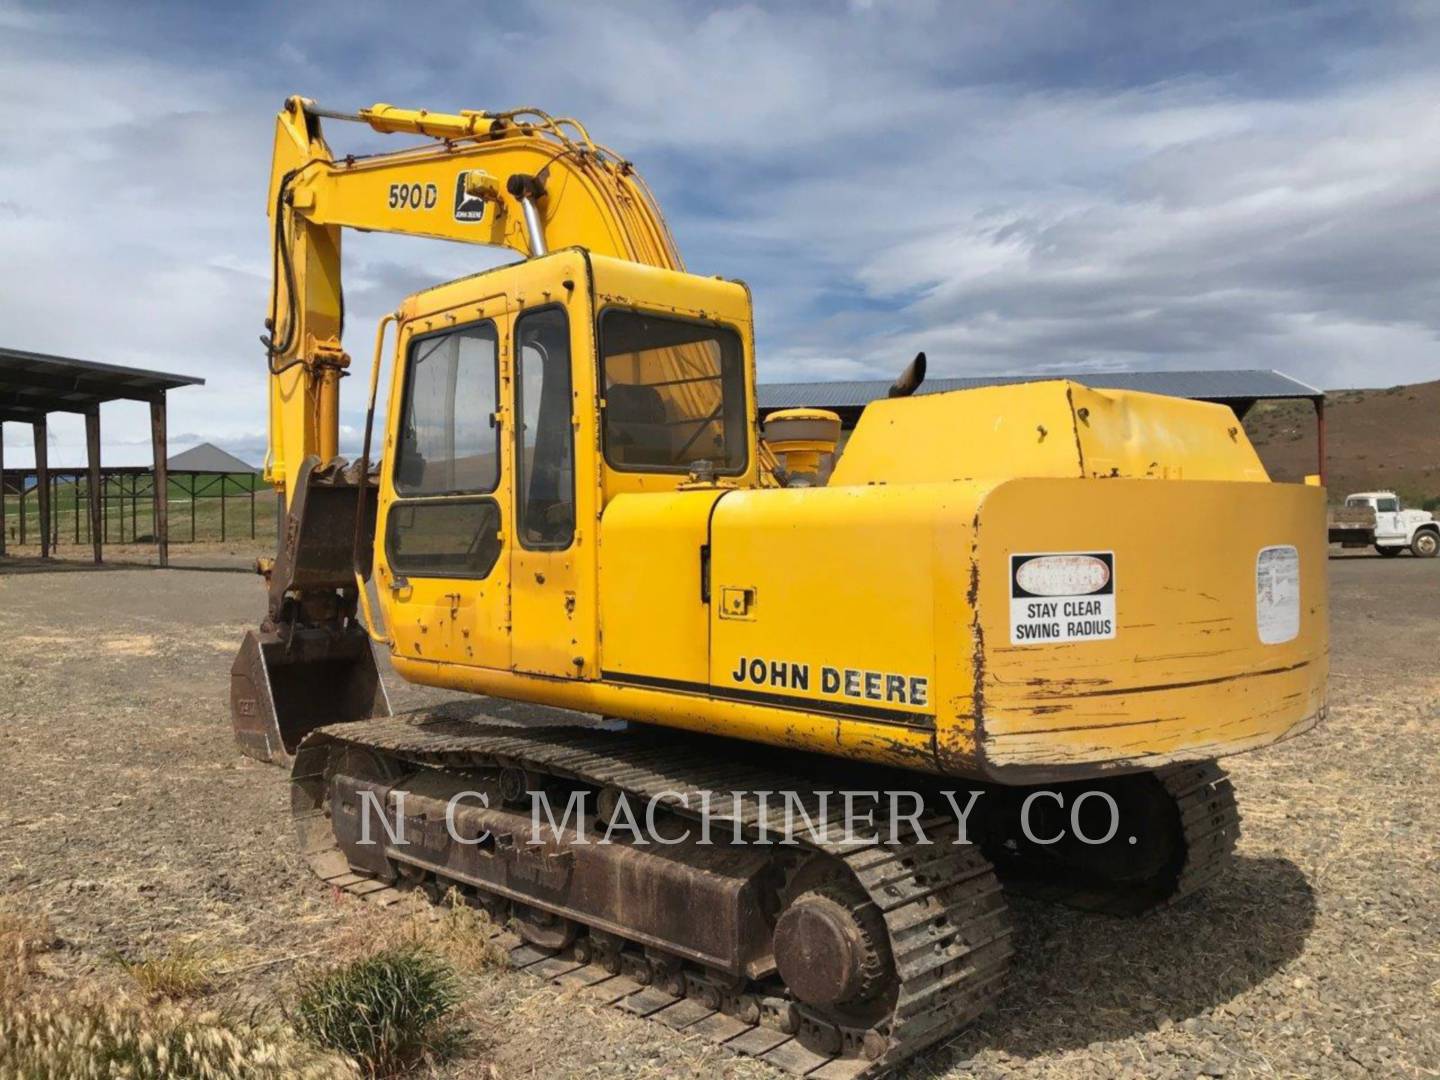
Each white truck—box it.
[1336,491,1439,558]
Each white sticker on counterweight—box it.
[1255,545,1300,645]
[1009,551,1116,645]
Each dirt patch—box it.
[12,631,159,659]
[0,551,1437,1077]
[101,634,162,657]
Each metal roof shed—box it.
[0,347,204,565]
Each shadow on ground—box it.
[0,555,153,574]
[0,556,252,575]
[909,855,1315,1072]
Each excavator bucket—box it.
[230,456,390,766]
[231,625,388,766]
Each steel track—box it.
[292,714,1015,1077]
[995,760,1241,916]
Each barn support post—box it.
[86,410,103,563]
[1314,397,1327,488]
[220,475,228,541]
[250,479,256,539]
[150,394,169,568]
[33,419,49,559]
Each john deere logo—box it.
[454,173,486,222]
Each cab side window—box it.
[599,309,747,474]
[394,324,499,495]
[387,322,503,578]
[1377,497,1399,513]
[514,307,575,550]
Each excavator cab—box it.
[232,243,760,763]
[371,248,757,685]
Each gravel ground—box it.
[0,546,1436,1079]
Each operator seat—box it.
[605,383,671,466]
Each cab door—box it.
[509,301,593,678]
[377,299,512,671]
[1373,495,1403,542]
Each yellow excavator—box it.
[231,97,1328,1075]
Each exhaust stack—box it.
[887,351,927,398]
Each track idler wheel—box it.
[774,880,892,1010]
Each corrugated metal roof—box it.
[166,442,256,473]
[0,346,204,423]
[756,369,1322,411]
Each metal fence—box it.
[1,468,276,548]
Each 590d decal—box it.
[388,181,439,210]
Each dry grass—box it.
[0,992,358,1079]
[113,941,221,999]
[329,890,511,975]
[0,911,355,1079]
[395,891,512,974]
[0,893,502,1080]
[0,909,56,998]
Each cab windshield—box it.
[598,309,747,474]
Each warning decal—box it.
[1009,551,1116,645]
[1255,545,1300,645]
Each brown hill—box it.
[1243,379,1440,508]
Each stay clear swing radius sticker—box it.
[1010,551,1116,645]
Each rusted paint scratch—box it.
[1059,660,1309,699]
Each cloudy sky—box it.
[2,0,1438,466]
